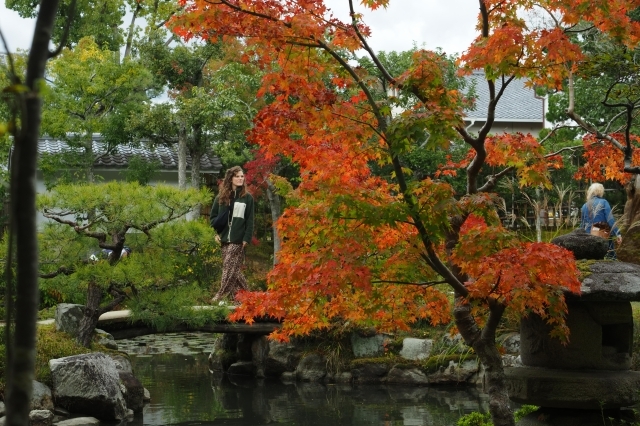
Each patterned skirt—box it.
[214,243,248,301]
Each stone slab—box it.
[570,261,640,302]
[505,367,640,409]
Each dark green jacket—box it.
[210,191,254,244]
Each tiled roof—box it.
[464,71,544,123]
[38,136,222,173]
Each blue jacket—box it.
[580,196,620,237]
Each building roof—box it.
[38,136,223,173]
[464,71,544,123]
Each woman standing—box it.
[210,166,254,302]
[581,182,622,257]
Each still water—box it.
[117,332,489,426]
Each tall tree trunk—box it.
[178,125,187,190]
[77,282,103,348]
[123,3,141,61]
[454,299,515,426]
[5,1,62,425]
[618,174,640,263]
[191,153,201,190]
[84,135,95,184]
[190,153,202,219]
[266,180,282,265]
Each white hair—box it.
[586,183,605,201]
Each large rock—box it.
[28,409,53,426]
[551,229,608,260]
[264,340,302,377]
[55,304,85,337]
[427,359,479,385]
[295,353,327,382]
[208,335,238,372]
[49,353,127,420]
[351,362,390,384]
[399,338,433,361]
[227,361,257,376]
[119,372,144,412]
[350,333,389,358]
[386,367,429,385]
[94,329,118,350]
[108,354,133,374]
[31,380,54,411]
[505,367,640,409]
[498,332,520,355]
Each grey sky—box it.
[1,0,479,55]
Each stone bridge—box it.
[96,308,280,340]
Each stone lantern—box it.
[505,261,640,425]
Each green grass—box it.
[0,324,93,398]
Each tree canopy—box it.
[169,1,640,424]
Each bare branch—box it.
[566,71,625,151]
[347,0,396,86]
[49,0,77,58]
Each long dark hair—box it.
[218,166,247,205]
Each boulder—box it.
[118,372,144,412]
[49,353,127,420]
[108,354,133,374]
[386,367,429,385]
[31,381,54,411]
[438,333,467,354]
[54,417,100,426]
[427,359,479,385]
[351,362,390,384]
[55,304,85,337]
[208,335,238,372]
[350,333,389,358]
[551,229,608,260]
[333,372,353,383]
[399,338,433,361]
[227,361,257,376]
[498,332,520,355]
[295,353,327,382]
[502,354,522,368]
[264,340,302,377]
[280,371,296,381]
[143,388,151,402]
[94,329,118,350]
[28,409,53,426]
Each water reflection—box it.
[118,333,489,426]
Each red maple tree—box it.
[170,1,639,424]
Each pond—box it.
[117,332,490,426]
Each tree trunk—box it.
[190,152,202,220]
[178,125,187,190]
[266,180,282,265]
[123,3,141,61]
[5,1,62,425]
[77,282,104,348]
[617,174,640,264]
[191,152,201,190]
[454,298,515,426]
